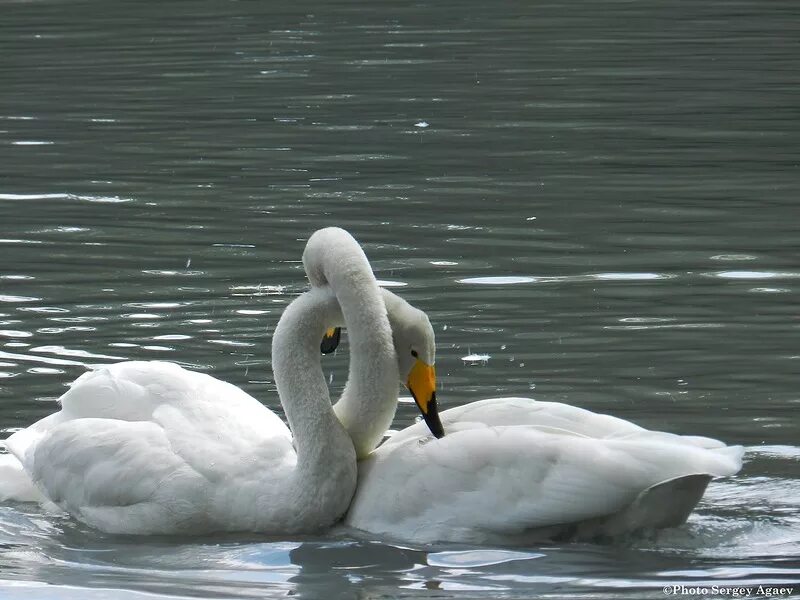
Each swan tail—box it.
[568,445,744,540]
[0,448,46,503]
[539,474,714,542]
[623,473,713,529]
[709,444,745,476]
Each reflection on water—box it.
[1,488,798,600]
[2,0,799,597]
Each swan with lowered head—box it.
[0,230,401,534]
[314,234,744,545]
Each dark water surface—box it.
[1,0,798,598]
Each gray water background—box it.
[1,0,798,598]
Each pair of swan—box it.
[1,228,743,543]
[0,227,436,534]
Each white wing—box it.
[348,398,743,544]
[4,361,295,534]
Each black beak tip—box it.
[423,393,445,439]
[320,327,342,355]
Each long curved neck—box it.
[271,287,356,524]
[303,228,399,458]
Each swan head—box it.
[319,288,445,439]
[381,289,444,439]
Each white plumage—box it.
[346,395,742,544]
[6,361,296,533]
[304,238,745,545]
[0,228,401,535]
[0,227,744,544]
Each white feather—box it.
[0,228,398,535]
[347,397,743,544]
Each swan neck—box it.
[304,229,399,457]
[271,289,356,496]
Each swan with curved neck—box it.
[0,232,398,534]
[309,232,744,544]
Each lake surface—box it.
[1,0,798,598]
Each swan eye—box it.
[411,350,418,358]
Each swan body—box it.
[345,396,743,544]
[1,228,400,535]
[1,226,744,544]
[3,287,359,535]
[7,361,297,533]
[302,233,744,544]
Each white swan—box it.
[0,226,744,544]
[0,230,401,535]
[310,235,744,545]
[346,393,744,544]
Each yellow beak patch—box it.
[407,359,436,414]
[406,358,444,438]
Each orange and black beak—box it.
[320,327,341,354]
[407,359,445,439]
